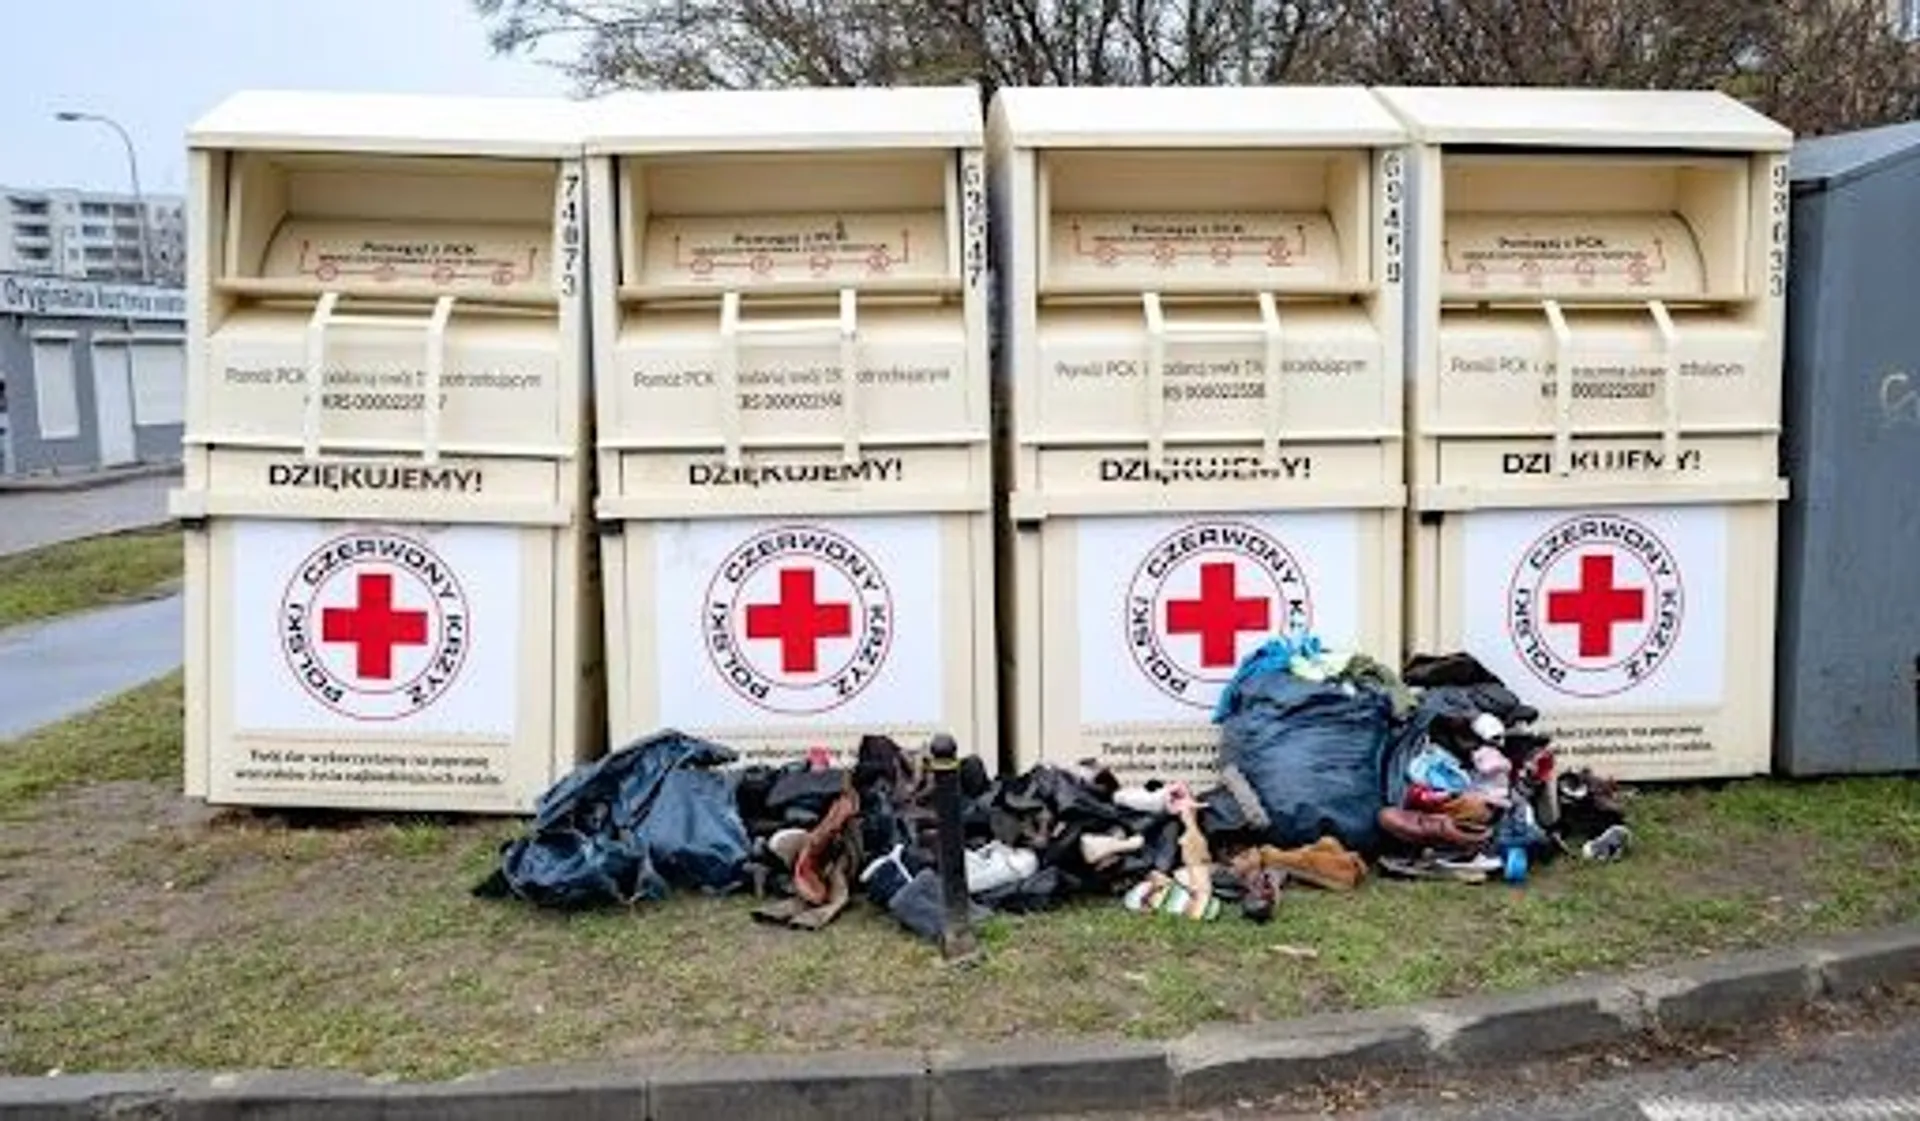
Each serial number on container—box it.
[1165,382,1264,402]
[1537,382,1658,400]
[740,391,845,412]
[321,392,447,412]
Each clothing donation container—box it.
[585,88,995,770]
[1377,87,1792,781]
[989,87,1411,784]
[173,91,601,812]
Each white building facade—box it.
[0,186,186,286]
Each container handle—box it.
[303,292,340,462]
[302,293,456,464]
[1143,292,1169,471]
[718,289,862,468]
[1543,299,1574,478]
[1257,292,1283,468]
[836,289,859,465]
[1648,299,1680,473]
[1141,291,1284,471]
[719,292,745,469]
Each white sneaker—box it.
[1113,786,1169,815]
[965,841,1039,894]
[1080,832,1145,866]
[768,827,808,869]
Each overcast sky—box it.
[0,0,572,196]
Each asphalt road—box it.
[0,593,182,739]
[1055,993,1920,1121]
[0,471,175,557]
[1355,1015,1920,1120]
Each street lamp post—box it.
[53,111,153,285]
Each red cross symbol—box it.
[1547,554,1646,659]
[1165,562,1271,668]
[746,567,853,675]
[321,573,430,681]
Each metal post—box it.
[54,111,152,285]
[927,733,979,962]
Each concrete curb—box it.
[5,923,1918,1120]
[0,461,181,493]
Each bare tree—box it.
[473,0,1920,135]
[472,0,1357,93]
[1338,0,1920,136]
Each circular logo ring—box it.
[702,524,895,716]
[1126,521,1313,709]
[279,529,471,722]
[1504,512,1687,700]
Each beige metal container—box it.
[585,89,996,770]
[172,91,602,812]
[1377,87,1792,781]
[989,88,1411,784]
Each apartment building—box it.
[0,186,186,286]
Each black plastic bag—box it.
[474,729,751,908]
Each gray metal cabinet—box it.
[1777,120,1920,775]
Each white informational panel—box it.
[1459,505,1726,709]
[1074,512,1363,723]
[229,519,522,735]
[650,515,944,727]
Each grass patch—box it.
[1,675,1917,1078]
[0,672,181,815]
[0,526,182,630]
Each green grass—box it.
[0,672,181,815]
[0,526,183,630]
[2,674,1918,1079]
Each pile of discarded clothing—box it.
[1370,652,1632,884]
[475,638,1633,938]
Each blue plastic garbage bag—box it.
[473,729,751,909]
[1215,662,1394,853]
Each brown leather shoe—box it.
[1265,836,1366,891]
[1442,794,1494,827]
[1378,807,1489,851]
[793,784,860,905]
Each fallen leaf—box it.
[1269,944,1319,959]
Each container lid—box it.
[188,90,585,158]
[584,86,983,154]
[1374,86,1792,151]
[1790,119,1920,191]
[990,85,1405,147]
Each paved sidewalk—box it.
[0,472,176,557]
[0,593,182,740]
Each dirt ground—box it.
[3,678,1918,1080]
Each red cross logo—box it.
[1546,554,1646,659]
[321,572,430,681]
[1165,561,1272,668]
[745,567,853,675]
